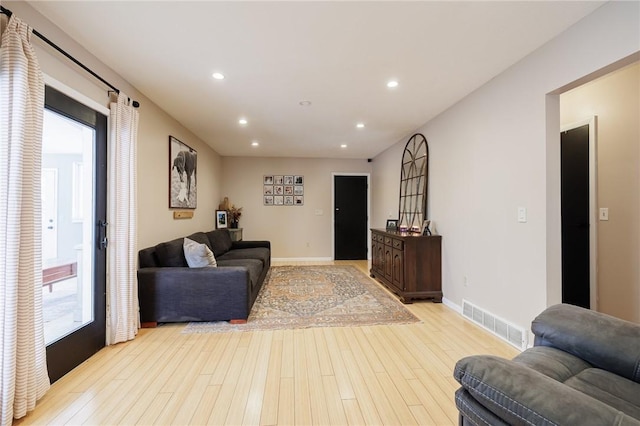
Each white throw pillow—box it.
[183,237,217,268]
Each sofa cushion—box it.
[216,259,263,290]
[186,232,213,250]
[565,368,640,420]
[155,238,187,267]
[205,229,233,257]
[183,238,217,268]
[217,247,270,266]
[139,247,159,268]
[514,346,592,383]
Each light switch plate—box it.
[517,207,527,223]
[599,208,609,221]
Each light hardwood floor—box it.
[15,261,519,425]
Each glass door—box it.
[42,86,107,382]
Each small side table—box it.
[228,228,243,242]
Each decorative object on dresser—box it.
[370,132,442,303]
[370,229,442,303]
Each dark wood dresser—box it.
[370,228,442,303]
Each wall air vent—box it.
[461,299,527,351]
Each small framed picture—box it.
[263,185,273,195]
[284,196,294,205]
[294,195,304,205]
[264,195,274,205]
[284,175,294,185]
[274,195,284,205]
[386,219,398,230]
[294,175,304,185]
[216,210,228,229]
[422,220,432,236]
[294,185,304,195]
[264,175,274,185]
[274,185,284,195]
[284,185,293,195]
[274,175,284,185]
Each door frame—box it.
[331,173,371,261]
[561,116,598,309]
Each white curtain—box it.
[0,15,51,425]
[106,93,139,345]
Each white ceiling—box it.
[29,1,604,159]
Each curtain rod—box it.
[1,5,140,108]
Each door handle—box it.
[98,220,108,250]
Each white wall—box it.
[561,62,640,322]
[2,1,224,251]
[372,1,639,330]
[221,157,372,259]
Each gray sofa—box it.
[454,304,640,426]
[137,229,270,325]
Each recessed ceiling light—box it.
[212,72,225,80]
[238,118,248,125]
[251,141,259,147]
[387,80,399,88]
[356,123,365,129]
[299,100,312,107]
[340,144,347,149]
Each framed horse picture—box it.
[169,136,197,208]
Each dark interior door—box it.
[334,175,368,260]
[561,124,590,309]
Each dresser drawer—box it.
[384,236,392,245]
[392,239,404,249]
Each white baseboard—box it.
[442,297,462,314]
[272,257,333,263]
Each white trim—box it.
[331,173,371,261]
[272,257,333,263]
[561,117,598,310]
[442,297,461,314]
[44,74,110,116]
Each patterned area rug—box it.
[182,265,419,333]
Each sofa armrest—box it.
[231,240,271,250]
[532,304,640,383]
[454,355,640,426]
[137,266,250,322]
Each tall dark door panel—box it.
[334,176,368,260]
[44,86,107,382]
[561,124,590,309]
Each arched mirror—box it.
[398,133,428,232]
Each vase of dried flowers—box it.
[219,197,242,228]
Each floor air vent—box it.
[462,300,527,350]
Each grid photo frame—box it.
[264,175,303,206]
